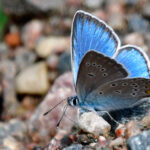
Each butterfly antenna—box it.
[43,98,67,116]
[56,104,68,127]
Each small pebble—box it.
[21,20,44,49]
[90,142,97,147]
[35,36,69,58]
[125,121,141,139]
[76,133,95,144]
[84,0,104,9]
[3,136,25,150]
[46,53,59,69]
[142,2,150,18]
[0,43,9,60]
[98,135,106,142]
[78,112,111,137]
[15,62,49,94]
[141,115,150,128]
[109,137,125,148]
[15,47,36,71]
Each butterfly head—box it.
[67,95,79,107]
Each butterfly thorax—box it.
[67,95,80,107]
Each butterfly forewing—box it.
[76,50,128,100]
[84,78,150,111]
[72,10,120,84]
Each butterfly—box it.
[67,10,150,113]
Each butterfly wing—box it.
[71,10,120,84]
[76,50,128,100]
[114,45,150,78]
[83,78,150,111]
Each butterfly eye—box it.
[73,98,77,106]
[72,97,79,106]
[68,96,79,107]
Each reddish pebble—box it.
[5,32,21,47]
[115,124,126,137]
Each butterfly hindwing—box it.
[76,50,128,100]
[72,10,120,84]
[83,78,150,111]
[114,45,150,78]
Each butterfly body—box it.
[70,10,150,113]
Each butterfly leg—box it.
[97,110,120,125]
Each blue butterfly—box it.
[67,10,150,113]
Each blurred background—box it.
[0,0,150,149]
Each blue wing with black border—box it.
[71,10,120,84]
[114,45,150,78]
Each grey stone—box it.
[128,15,150,34]
[0,119,27,145]
[1,0,40,16]
[0,60,18,115]
[78,112,111,137]
[0,43,9,61]
[142,2,150,18]
[124,0,139,6]
[27,0,66,11]
[15,47,36,71]
[127,130,150,150]
[63,144,83,150]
